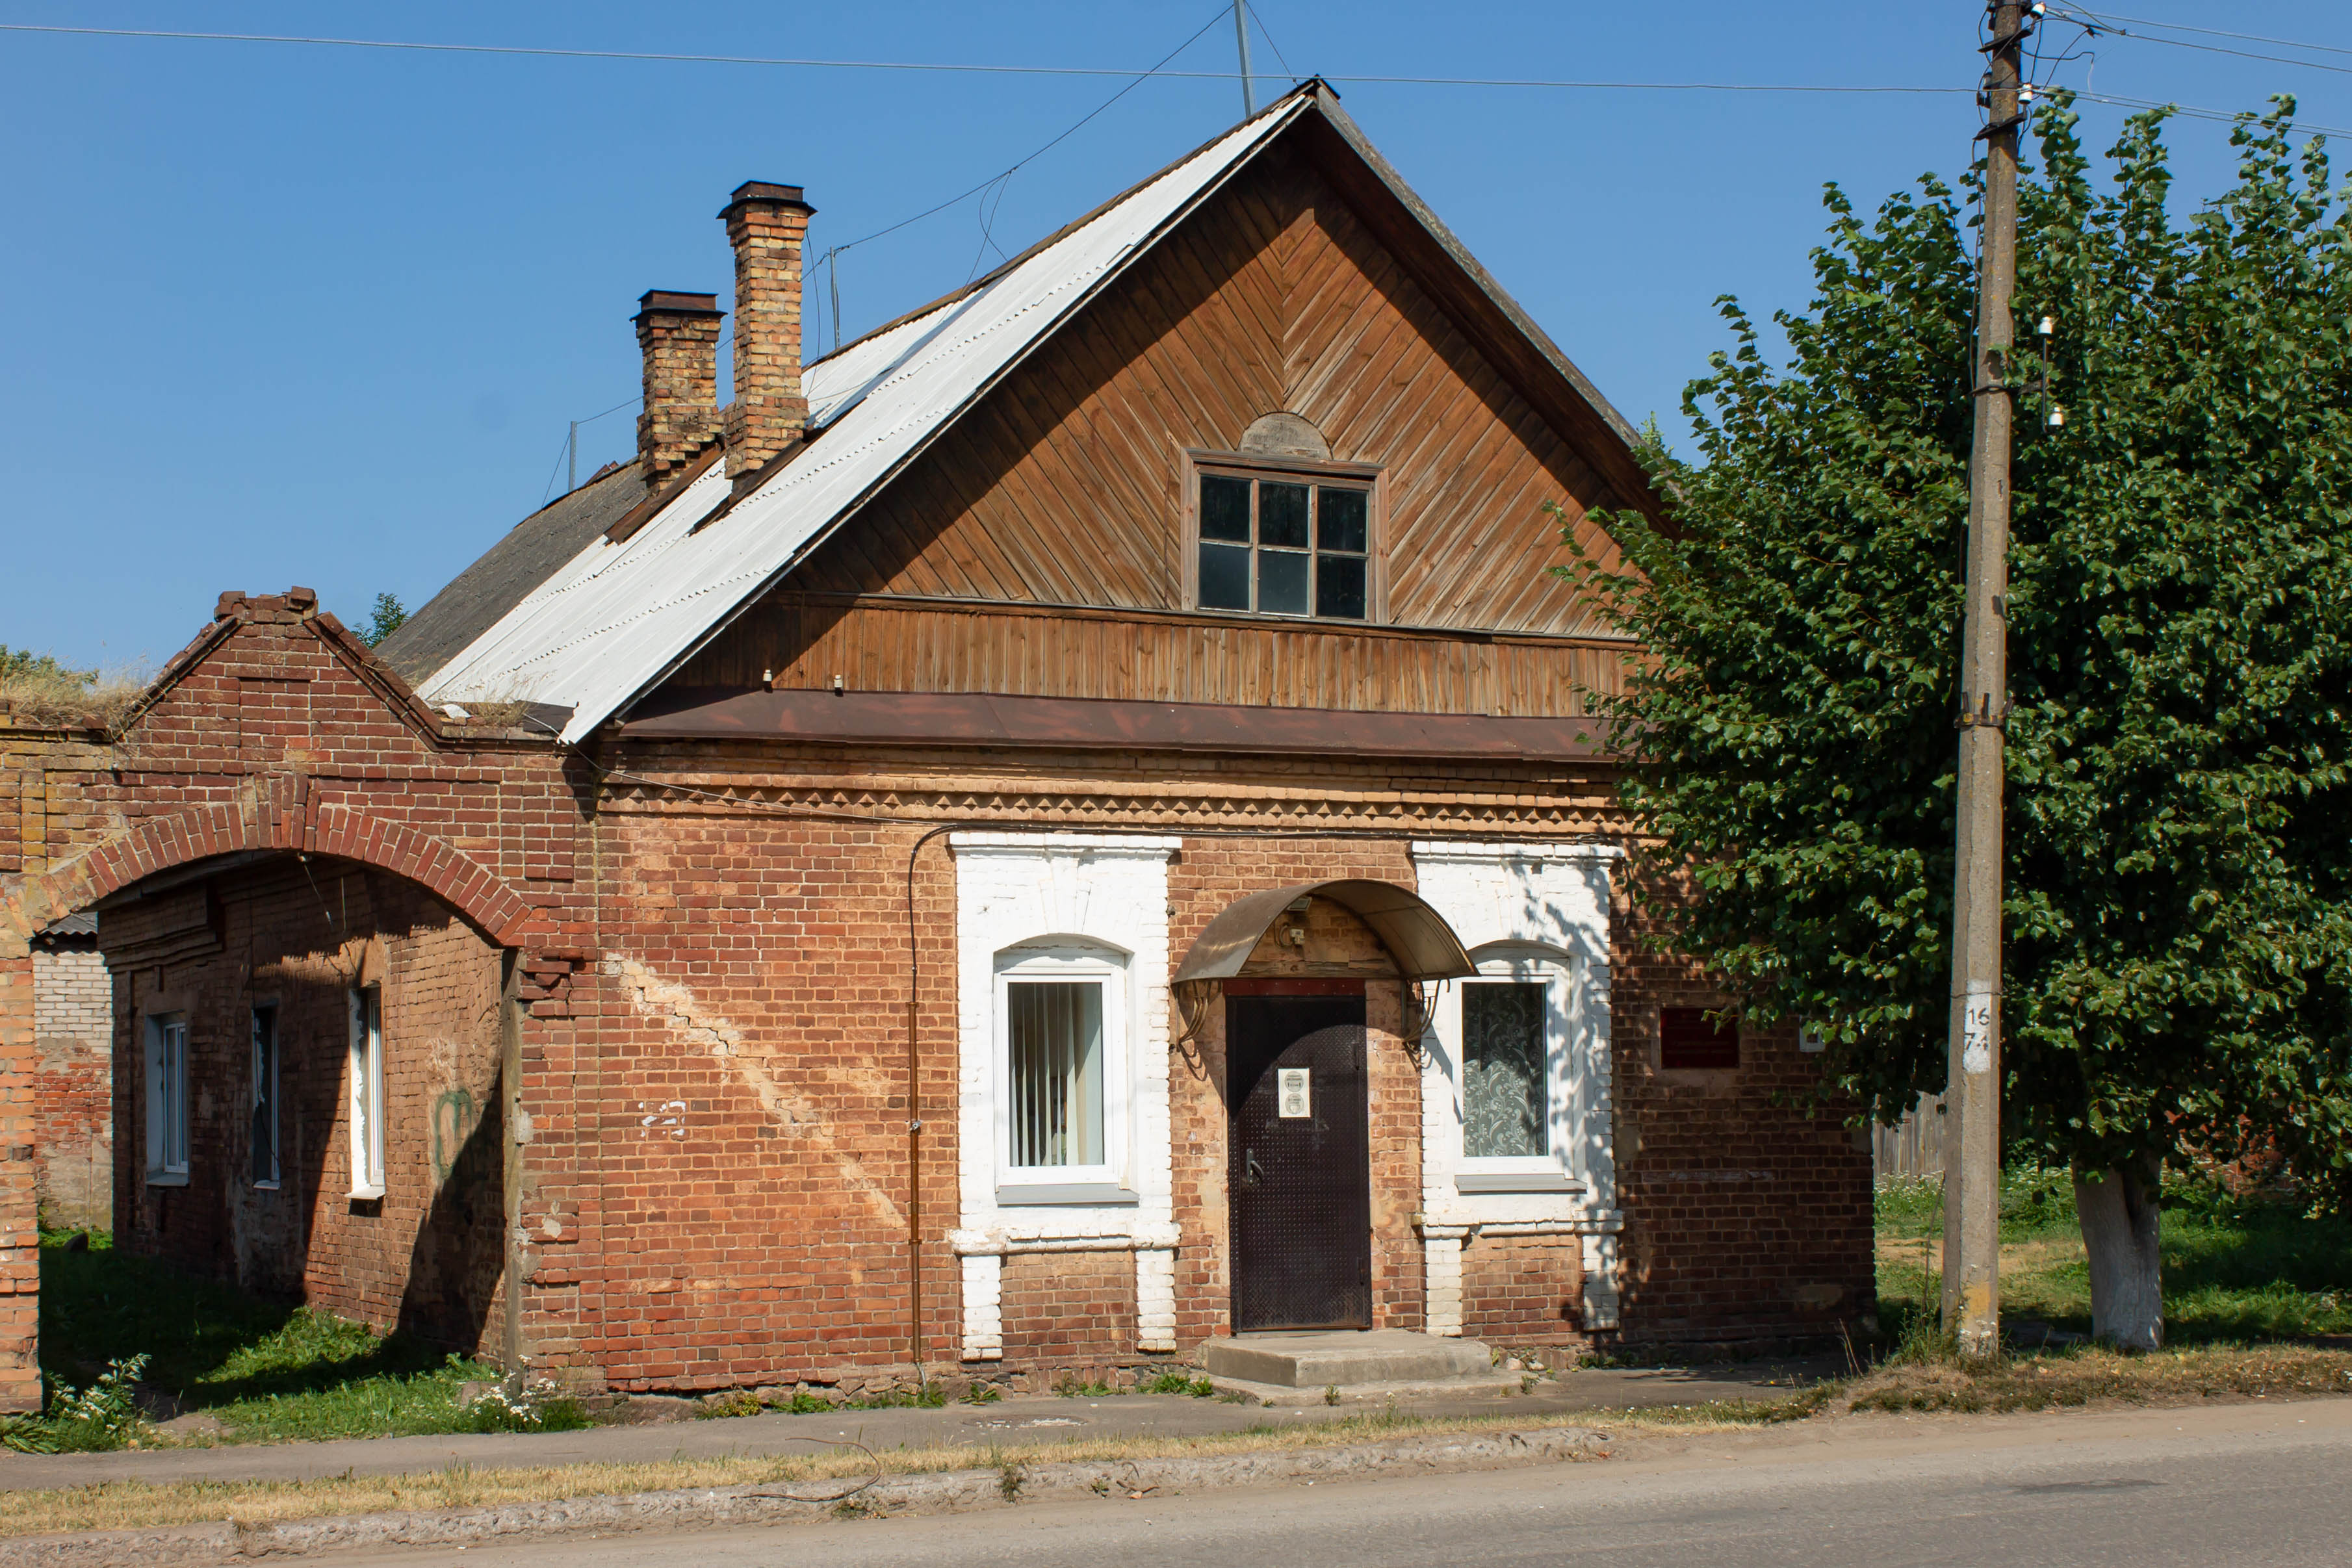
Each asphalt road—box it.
[338,1398,2352,1568]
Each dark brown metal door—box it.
[1227,993,1371,1331]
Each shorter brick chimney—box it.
[719,180,815,488]
[634,290,724,491]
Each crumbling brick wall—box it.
[33,940,110,1232]
[107,859,508,1354]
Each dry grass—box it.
[7,1350,2349,1539]
[441,699,534,727]
[1845,1343,2352,1415]
[0,670,146,731]
[0,1404,1753,1538]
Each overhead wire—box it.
[2049,6,2352,77]
[0,21,1970,94]
[816,3,1231,346]
[2063,8,2352,59]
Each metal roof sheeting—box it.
[420,100,1310,743]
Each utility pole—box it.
[1234,0,1258,116]
[1945,0,2026,1360]
[567,420,578,495]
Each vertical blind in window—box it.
[1198,473,1369,620]
[1008,981,1104,1168]
[1462,982,1547,1158]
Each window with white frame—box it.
[144,1013,189,1185]
[994,944,1130,1202]
[1449,948,1576,1189]
[251,1003,280,1189]
[348,985,385,1198]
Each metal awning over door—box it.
[1172,879,1477,986]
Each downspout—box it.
[904,823,957,1386]
[499,947,526,1380]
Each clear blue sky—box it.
[5,2,2346,673]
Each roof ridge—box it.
[810,82,1324,376]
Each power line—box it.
[2049,5,2352,79]
[2071,88,2352,139]
[816,3,1232,344]
[2059,7,2352,62]
[0,21,1968,94]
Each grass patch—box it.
[1875,1167,2352,1344]
[36,1231,558,1445]
[1844,1344,2352,1415]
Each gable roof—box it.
[375,459,645,688]
[417,82,1648,745]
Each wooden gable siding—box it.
[673,140,1634,714]
[684,593,1625,715]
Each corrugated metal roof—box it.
[374,459,645,687]
[422,99,1311,742]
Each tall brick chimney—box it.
[719,180,815,487]
[634,290,724,491]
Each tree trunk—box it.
[2074,1155,2164,1350]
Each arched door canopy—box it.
[1173,879,1477,985]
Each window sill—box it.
[996,1183,1140,1207]
[1454,1171,1581,1194]
[253,1181,280,1192]
[146,1170,190,1189]
[348,1184,386,1202]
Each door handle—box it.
[1241,1148,1263,1189]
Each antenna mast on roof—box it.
[1233,0,1257,116]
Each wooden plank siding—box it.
[673,595,1627,717]
[675,140,1637,719]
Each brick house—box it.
[0,81,1872,1406]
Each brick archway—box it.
[3,795,535,953]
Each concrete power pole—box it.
[1944,0,2026,1359]
[1234,0,1258,116]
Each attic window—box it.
[1185,454,1382,623]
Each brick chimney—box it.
[719,180,815,487]
[633,290,724,491]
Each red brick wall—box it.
[33,943,110,1231]
[1607,879,1878,1346]
[1460,1235,1583,1343]
[108,860,509,1354]
[1,588,1879,1406]
[1001,1250,1135,1365]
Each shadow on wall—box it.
[399,1066,505,1352]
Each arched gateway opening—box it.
[1174,880,1474,1333]
[1,806,536,1405]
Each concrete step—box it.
[1203,1330,1495,1389]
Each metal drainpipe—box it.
[905,823,957,1387]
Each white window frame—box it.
[144,1012,190,1186]
[251,1002,280,1189]
[1445,945,1579,1192]
[992,943,1131,1204]
[348,984,386,1198]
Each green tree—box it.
[1560,96,2352,1349]
[363,593,408,647]
[0,647,97,686]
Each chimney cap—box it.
[635,289,723,320]
[720,179,815,219]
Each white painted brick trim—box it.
[949,832,1179,1361]
[1410,840,1622,1327]
[961,1254,1003,1361]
